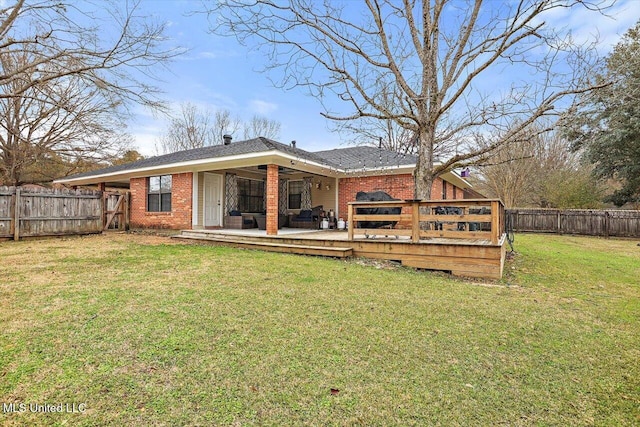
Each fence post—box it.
[13,188,20,241]
[102,191,108,230]
[557,210,561,234]
[347,203,354,241]
[125,192,131,231]
[604,211,610,238]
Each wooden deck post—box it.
[411,201,420,243]
[347,203,354,241]
[13,188,20,241]
[491,200,500,244]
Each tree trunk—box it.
[413,125,435,200]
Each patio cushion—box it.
[229,210,241,216]
[298,209,312,218]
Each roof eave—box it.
[54,150,342,186]
[53,148,472,190]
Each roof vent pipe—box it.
[291,140,296,148]
[223,134,232,145]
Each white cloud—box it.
[248,99,278,115]
[541,1,640,52]
[199,51,219,59]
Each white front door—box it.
[204,173,222,227]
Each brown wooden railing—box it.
[347,198,505,244]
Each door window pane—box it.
[288,180,303,209]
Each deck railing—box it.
[347,198,505,244]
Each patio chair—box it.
[223,210,256,229]
[289,205,323,229]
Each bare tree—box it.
[206,0,610,198]
[337,119,417,154]
[475,128,603,208]
[214,109,242,143]
[157,103,219,153]
[1,0,177,107]
[0,0,180,184]
[335,84,417,154]
[243,115,281,140]
[157,105,279,154]
[0,49,133,184]
[474,136,541,208]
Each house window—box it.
[442,180,447,200]
[147,175,172,212]
[238,178,264,212]
[288,180,304,209]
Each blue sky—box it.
[128,0,640,157]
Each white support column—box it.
[192,172,199,228]
[334,177,340,218]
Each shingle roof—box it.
[60,138,414,181]
[314,146,416,170]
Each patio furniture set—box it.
[223,206,326,230]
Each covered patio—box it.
[193,162,338,236]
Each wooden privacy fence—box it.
[506,208,640,238]
[347,198,505,244]
[0,186,129,240]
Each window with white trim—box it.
[147,175,172,212]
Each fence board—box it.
[507,208,640,238]
[0,186,125,239]
[0,190,12,237]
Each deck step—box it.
[174,234,353,258]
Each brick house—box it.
[55,137,475,235]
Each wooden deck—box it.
[177,230,353,258]
[176,199,507,279]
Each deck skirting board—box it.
[175,230,506,279]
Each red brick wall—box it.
[337,174,458,217]
[130,172,193,229]
[266,164,278,235]
[338,174,413,217]
[448,181,456,200]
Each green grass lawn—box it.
[1,233,638,426]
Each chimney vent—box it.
[223,134,232,145]
[291,140,296,148]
